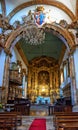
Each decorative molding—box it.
[29,56,58,67]
[7,0,76,21]
[67,20,78,29]
[67,20,78,44]
[0,14,13,29]
[5,23,74,51]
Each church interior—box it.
[0,0,78,130]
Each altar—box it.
[36,96,50,104]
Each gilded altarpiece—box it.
[27,56,60,103]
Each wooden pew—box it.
[0,111,22,126]
[0,114,17,130]
[58,122,78,130]
[53,112,78,130]
[0,112,22,130]
[10,111,22,126]
[48,105,72,115]
[53,112,78,123]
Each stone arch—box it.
[5,23,75,53]
[7,0,76,21]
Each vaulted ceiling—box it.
[16,31,65,63]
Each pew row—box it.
[58,122,78,130]
[48,105,72,115]
[0,112,22,130]
[53,112,78,130]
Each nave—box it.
[17,116,54,130]
[0,0,78,130]
[17,104,54,130]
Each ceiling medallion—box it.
[22,6,46,45]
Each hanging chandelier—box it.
[22,24,45,45]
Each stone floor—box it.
[30,104,49,116]
[17,104,55,130]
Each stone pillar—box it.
[72,47,78,111]
[22,69,27,98]
[2,48,12,103]
[22,75,26,97]
[69,54,76,106]
[0,50,6,87]
[73,47,78,92]
[2,56,10,103]
[0,49,11,103]
[63,61,67,82]
[24,81,27,98]
[68,46,78,111]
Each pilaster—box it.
[69,46,78,111]
[2,48,12,103]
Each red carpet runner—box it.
[29,118,46,130]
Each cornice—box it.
[7,0,76,21]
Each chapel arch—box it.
[5,23,75,52]
[3,23,75,103]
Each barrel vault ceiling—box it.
[16,32,66,64]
